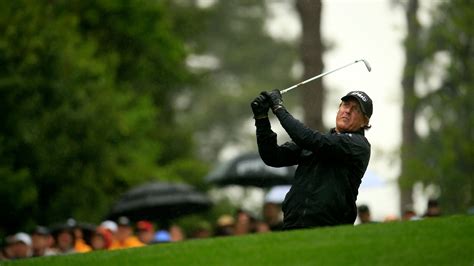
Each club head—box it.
[358,59,372,72]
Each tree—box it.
[59,0,196,165]
[295,0,325,130]
[398,0,422,215]
[0,0,203,235]
[409,0,474,214]
[176,0,298,161]
[399,0,474,214]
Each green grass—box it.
[3,216,473,266]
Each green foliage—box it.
[0,167,37,233]
[175,0,298,160]
[404,0,474,213]
[56,0,194,164]
[0,0,204,236]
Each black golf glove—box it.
[262,90,284,112]
[251,94,270,119]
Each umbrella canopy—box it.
[107,182,212,222]
[205,153,296,188]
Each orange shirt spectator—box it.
[74,238,92,253]
[109,216,144,250]
[109,236,144,250]
[136,220,155,245]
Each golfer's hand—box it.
[251,94,270,119]
[262,90,284,112]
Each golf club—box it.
[280,59,371,95]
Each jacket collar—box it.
[330,127,365,136]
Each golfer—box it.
[251,90,372,229]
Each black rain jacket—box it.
[255,108,370,229]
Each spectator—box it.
[153,230,171,243]
[383,215,399,222]
[169,224,185,242]
[424,199,441,217]
[234,209,256,235]
[0,235,16,261]
[254,221,270,233]
[402,204,420,221]
[56,219,92,253]
[71,226,92,253]
[54,227,76,254]
[357,204,376,224]
[31,226,57,257]
[136,220,155,245]
[12,232,32,259]
[109,216,144,250]
[215,214,235,237]
[100,220,118,236]
[46,230,56,253]
[262,202,284,231]
[90,226,113,250]
[99,220,118,248]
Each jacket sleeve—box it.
[274,108,369,160]
[255,118,300,167]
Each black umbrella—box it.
[107,182,212,222]
[205,153,296,188]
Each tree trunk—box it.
[295,0,324,130]
[399,0,420,215]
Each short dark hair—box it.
[363,115,372,130]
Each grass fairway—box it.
[3,216,473,266]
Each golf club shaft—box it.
[280,59,371,95]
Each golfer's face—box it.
[336,99,366,132]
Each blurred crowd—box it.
[1,198,443,261]
[357,198,442,224]
[0,201,285,261]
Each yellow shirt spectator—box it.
[109,236,144,250]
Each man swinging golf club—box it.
[251,89,373,229]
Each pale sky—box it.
[322,1,404,180]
